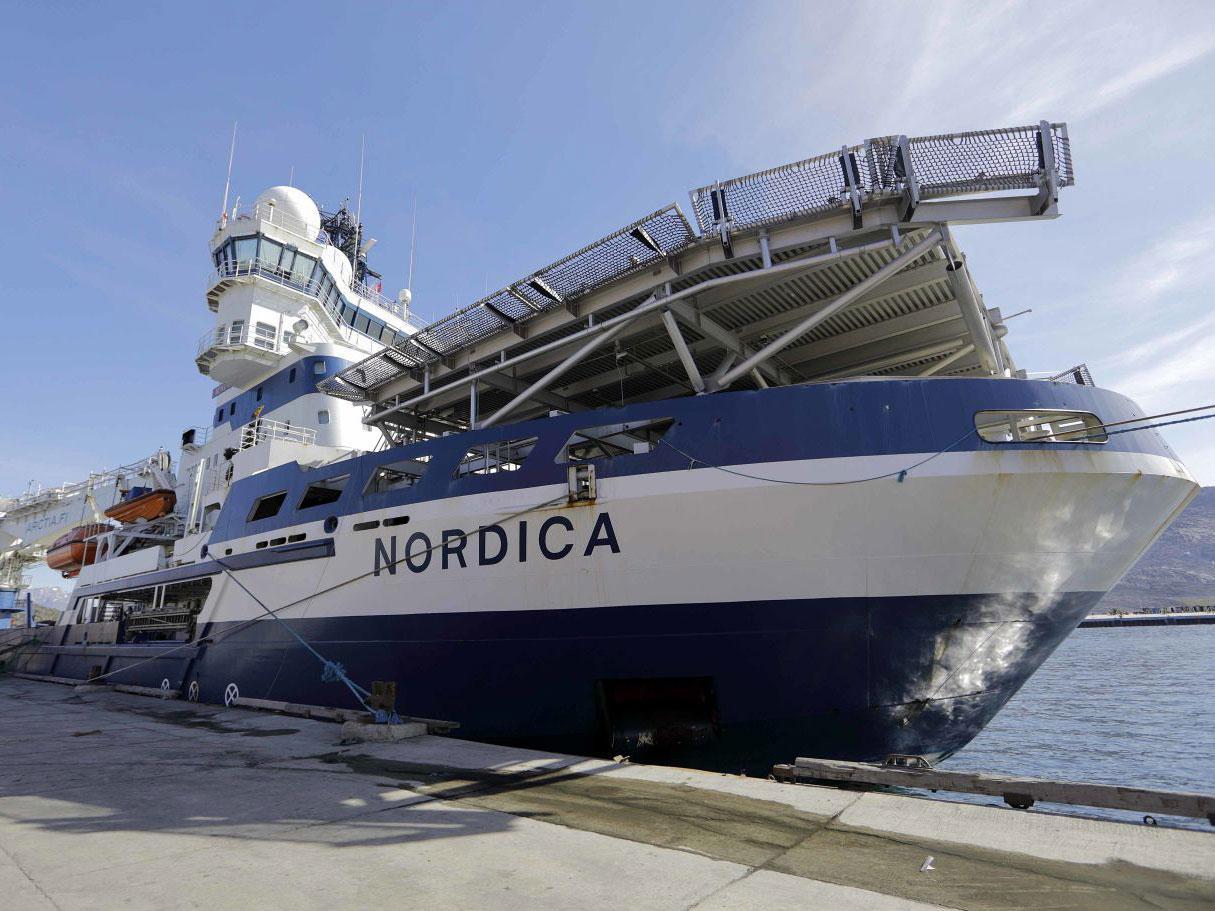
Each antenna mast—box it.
[219,122,237,224]
[407,193,417,291]
[353,134,365,286]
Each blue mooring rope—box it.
[213,560,400,724]
[1073,411,1215,443]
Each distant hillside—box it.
[27,586,69,612]
[1101,487,1215,612]
[5,603,62,628]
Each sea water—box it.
[941,625,1215,830]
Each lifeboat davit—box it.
[46,524,111,578]
[104,488,177,524]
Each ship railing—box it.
[236,418,317,451]
[197,321,283,358]
[216,202,326,246]
[207,257,324,300]
[206,258,416,327]
[351,278,407,319]
[1048,363,1094,386]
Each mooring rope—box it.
[659,403,1215,485]
[658,428,979,486]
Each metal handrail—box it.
[352,278,407,319]
[217,202,324,245]
[197,321,280,357]
[207,258,413,324]
[207,257,322,299]
[237,418,317,449]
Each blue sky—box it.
[3,1,1214,588]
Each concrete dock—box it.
[1,678,1211,910]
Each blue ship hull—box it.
[29,590,1100,772]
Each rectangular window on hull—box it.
[254,322,276,350]
[975,410,1107,444]
[558,418,675,462]
[248,491,288,521]
[298,474,350,509]
[455,437,538,477]
[365,455,431,494]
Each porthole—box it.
[323,516,339,533]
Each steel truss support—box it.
[665,299,789,387]
[808,338,969,382]
[368,242,860,427]
[715,228,943,388]
[481,321,632,428]
[660,309,705,393]
[940,226,1000,375]
[479,370,586,415]
[919,342,975,376]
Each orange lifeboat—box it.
[46,524,111,578]
[104,488,177,524]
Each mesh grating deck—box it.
[321,120,1074,429]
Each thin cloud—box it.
[672,1,1215,171]
[1095,210,1215,313]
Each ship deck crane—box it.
[0,452,175,620]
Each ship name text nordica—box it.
[373,511,620,575]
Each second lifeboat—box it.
[104,487,176,524]
[45,523,112,578]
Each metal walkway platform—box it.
[320,122,1075,442]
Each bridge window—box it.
[233,236,257,266]
[298,474,350,510]
[248,491,288,522]
[975,410,1107,444]
[290,253,315,284]
[366,455,432,494]
[455,437,538,477]
[260,238,284,270]
[558,418,675,462]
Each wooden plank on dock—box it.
[231,695,459,733]
[773,757,1215,823]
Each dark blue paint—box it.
[208,377,1175,545]
[30,590,1102,772]
[213,355,353,430]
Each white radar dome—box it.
[254,186,321,240]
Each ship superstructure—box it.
[2,122,1200,771]
[176,186,423,560]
